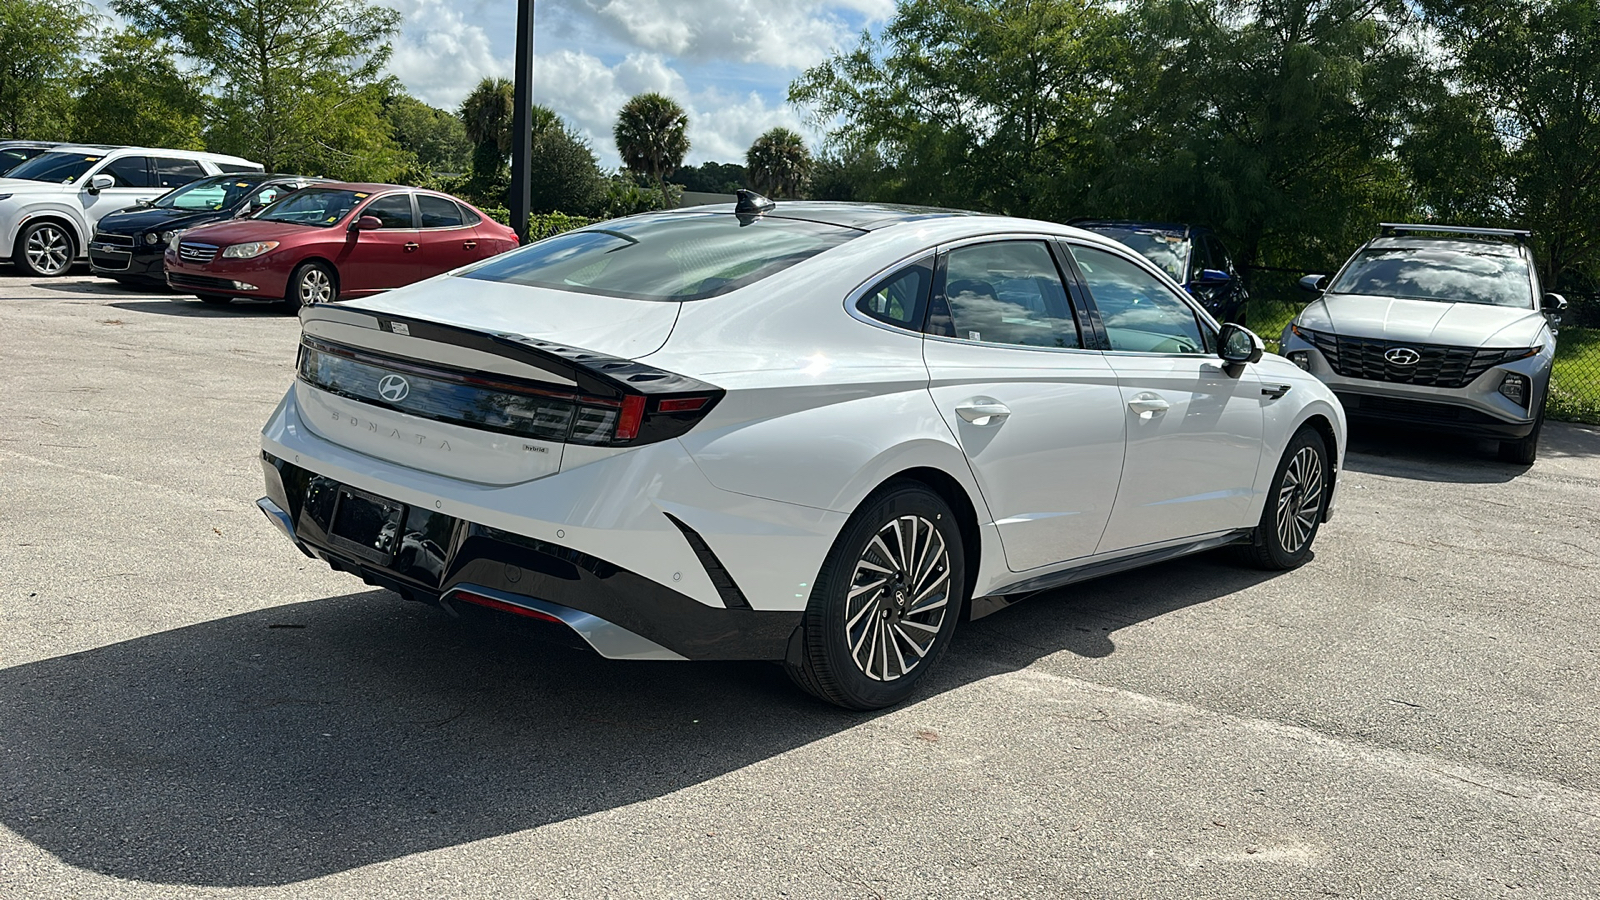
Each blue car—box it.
[1074,220,1250,324]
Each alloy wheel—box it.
[298,268,333,306]
[844,514,952,682]
[25,225,71,276]
[1274,445,1324,554]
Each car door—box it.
[414,194,482,274]
[81,156,161,227]
[1064,242,1265,553]
[337,192,421,293]
[922,238,1127,572]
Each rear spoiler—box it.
[299,304,718,399]
[1379,223,1530,242]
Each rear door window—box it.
[417,195,464,228]
[929,241,1081,349]
[154,157,207,187]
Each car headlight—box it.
[1499,372,1531,408]
[1287,350,1311,370]
[221,241,280,259]
[167,230,185,250]
[143,232,160,246]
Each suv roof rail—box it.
[1378,222,1531,242]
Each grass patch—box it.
[1550,326,1600,425]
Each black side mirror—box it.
[1298,274,1328,294]
[1542,293,1568,314]
[1218,322,1264,368]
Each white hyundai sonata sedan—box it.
[257,194,1346,709]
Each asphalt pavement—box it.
[2,269,1599,899]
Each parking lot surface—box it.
[3,271,1599,899]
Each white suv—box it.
[0,145,263,276]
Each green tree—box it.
[613,92,690,189]
[72,30,205,150]
[459,76,513,199]
[746,127,812,198]
[673,161,746,193]
[1092,0,1427,269]
[528,107,607,215]
[114,0,403,177]
[790,0,1127,217]
[1418,0,1600,300]
[0,0,86,139]
[384,92,471,174]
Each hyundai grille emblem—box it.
[378,374,410,402]
[1384,347,1421,366]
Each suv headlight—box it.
[1499,372,1531,408]
[221,241,279,259]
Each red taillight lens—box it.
[657,396,710,413]
[452,590,564,623]
[615,394,647,441]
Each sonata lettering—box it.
[329,410,451,451]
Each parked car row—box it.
[0,141,519,306]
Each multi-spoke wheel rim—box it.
[298,268,332,305]
[1275,446,1324,554]
[25,226,71,275]
[844,514,952,682]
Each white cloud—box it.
[579,0,892,68]
[382,0,509,108]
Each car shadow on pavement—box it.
[107,299,286,318]
[1341,424,1526,483]
[0,555,1279,888]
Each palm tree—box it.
[746,127,812,198]
[459,77,514,196]
[613,93,690,189]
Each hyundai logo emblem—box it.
[1384,347,1421,366]
[377,373,410,402]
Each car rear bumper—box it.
[258,387,840,660]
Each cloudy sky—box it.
[381,0,893,169]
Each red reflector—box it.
[615,394,647,440]
[451,590,563,624]
[657,396,710,413]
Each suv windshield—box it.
[1085,227,1189,282]
[6,151,104,184]
[255,188,363,227]
[1330,246,1533,308]
[459,212,863,301]
[154,174,266,211]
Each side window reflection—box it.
[938,242,1080,349]
[857,262,931,329]
[1071,244,1207,354]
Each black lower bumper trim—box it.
[260,452,801,660]
[1335,392,1536,439]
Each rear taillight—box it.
[567,390,719,446]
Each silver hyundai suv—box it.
[1280,224,1566,464]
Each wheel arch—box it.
[861,465,984,620]
[289,256,341,297]
[12,212,88,259]
[1296,411,1341,523]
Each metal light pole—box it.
[508,0,536,241]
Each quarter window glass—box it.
[856,263,931,329]
[417,195,464,228]
[364,194,415,228]
[1072,244,1207,354]
[154,157,207,187]
[939,242,1079,349]
[104,157,153,187]
[459,205,482,226]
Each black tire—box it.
[1498,407,1543,465]
[786,481,966,710]
[1235,427,1329,570]
[14,220,76,277]
[196,294,233,306]
[283,260,337,310]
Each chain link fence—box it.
[1242,271,1600,427]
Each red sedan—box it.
[163,183,518,308]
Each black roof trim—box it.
[1378,223,1530,242]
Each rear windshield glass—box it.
[1330,247,1533,308]
[458,212,863,301]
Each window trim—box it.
[842,250,941,337]
[355,190,419,230]
[924,235,1094,355]
[1063,238,1222,358]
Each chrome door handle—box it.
[955,401,1011,426]
[403,242,420,252]
[463,240,477,250]
[1128,392,1170,419]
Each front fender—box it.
[10,203,90,253]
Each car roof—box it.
[672,200,983,232]
[1367,235,1526,258]
[42,145,260,164]
[0,140,64,149]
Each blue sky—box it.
[381,0,893,168]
